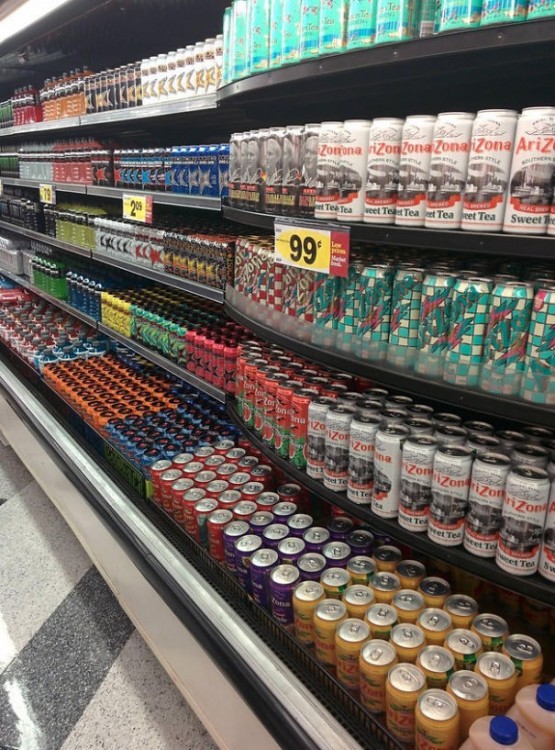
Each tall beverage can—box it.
[415,272,457,377]
[386,664,427,745]
[399,436,438,532]
[396,115,437,226]
[527,0,555,17]
[300,0,321,60]
[364,117,404,224]
[464,453,511,558]
[428,445,473,546]
[337,260,365,352]
[447,671,489,743]
[231,0,249,81]
[436,0,482,31]
[415,690,460,750]
[375,0,419,43]
[521,284,555,404]
[315,121,344,220]
[337,119,372,222]
[348,414,381,505]
[249,0,271,72]
[324,405,356,491]
[269,564,300,627]
[372,424,409,518]
[360,640,398,714]
[347,0,377,49]
[280,125,303,215]
[289,388,319,468]
[539,479,555,582]
[388,267,424,366]
[262,126,284,215]
[357,263,395,363]
[476,652,517,715]
[299,123,320,216]
[319,0,347,55]
[269,0,283,69]
[282,0,301,64]
[307,396,335,480]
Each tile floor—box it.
[0,442,218,750]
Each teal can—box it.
[250,0,271,72]
[481,0,527,24]
[415,272,457,378]
[417,0,437,36]
[300,0,321,59]
[347,0,377,49]
[521,286,555,405]
[282,0,301,64]
[269,0,284,68]
[436,0,482,32]
[527,0,555,18]
[312,273,340,348]
[231,0,249,81]
[356,263,395,362]
[375,0,419,44]
[337,261,365,353]
[222,6,233,86]
[319,0,348,55]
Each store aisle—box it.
[0,443,218,750]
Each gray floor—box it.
[0,442,218,750]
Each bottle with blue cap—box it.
[507,683,555,750]
[460,715,534,750]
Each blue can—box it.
[218,144,230,197]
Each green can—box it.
[337,260,365,354]
[312,273,340,348]
[269,0,284,68]
[231,0,249,81]
[481,0,527,24]
[319,0,347,55]
[347,0,377,49]
[300,0,321,59]
[415,272,457,378]
[527,0,555,18]
[436,0,482,32]
[222,6,233,85]
[282,0,301,64]
[375,0,418,44]
[250,0,271,72]
[356,263,394,362]
[388,267,424,350]
[521,285,555,405]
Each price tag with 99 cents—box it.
[274,219,350,277]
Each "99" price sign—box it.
[274,219,350,277]
[122,194,153,224]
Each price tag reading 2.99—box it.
[274,220,350,277]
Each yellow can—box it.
[471,613,508,653]
[447,671,489,743]
[293,581,325,646]
[365,604,398,640]
[320,567,352,600]
[359,640,398,714]
[416,645,455,689]
[476,652,517,715]
[370,571,401,604]
[443,594,478,629]
[386,663,427,745]
[418,576,451,608]
[502,634,543,690]
[396,559,427,590]
[342,585,374,619]
[335,618,371,692]
[392,589,426,624]
[444,629,483,671]
[415,689,460,750]
[373,544,403,572]
[418,608,453,646]
[314,599,348,667]
[347,555,376,585]
[390,624,426,663]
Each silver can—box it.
[396,114,437,227]
[297,552,327,582]
[464,452,511,558]
[372,424,410,518]
[399,436,438,532]
[511,443,549,469]
[324,404,356,491]
[429,445,473,546]
[467,434,501,457]
[364,117,404,224]
[434,425,468,446]
[539,479,555,582]
[347,414,382,505]
[314,121,344,220]
[307,396,335,480]
[495,429,526,456]
[337,119,372,222]
[404,418,434,436]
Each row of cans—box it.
[229,108,555,234]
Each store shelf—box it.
[0,220,92,258]
[97,322,225,403]
[86,185,221,211]
[227,398,555,606]
[225,296,554,428]
[1,177,88,194]
[0,116,82,138]
[222,206,555,258]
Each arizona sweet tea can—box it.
[520,284,555,405]
[314,121,344,219]
[425,112,475,229]
[307,396,335,480]
[415,689,460,750]
[364,117,404,224]
[357,263,395,363]
[399,435,438,532]
[503,107,555,235]
[347,0,377,49]
[337,119,371,222]
[415,272,457,378]
[323,404,356,491]
[396,115,437,226]
[464,452,511,558]
[347,414,381,505]
[462,109,518,232]
[372,424,409,518]
[496,465,550,575]
[428,445,473,546]
[539,479,555,582]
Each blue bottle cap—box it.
[490,716,518,746]
[537,684,555,711]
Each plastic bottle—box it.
[460,716,534,750]
[506,684,555,750]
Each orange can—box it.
[471,613,508,653]
[390,624,426,663]
[447,670,489,743]
[418,577,451,608]
[373,544,403,572]
[396,559,426,590]
[392,589,426,624]
[335,619,371,691]
[293,581,325,646]
[476,652,517,715]
[342,585,374,619]
[359,640,398,714]
[443,594,478,629]
[370,571,401,604]
[365,604,398,640]
[444,629,483,671]
[416,645,455,689]
[314,599,348,667]
[415,689,460,750]
[418,608,453,646]
[386,663,427,745]
[502,634,543,690]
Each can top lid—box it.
[347,556,376,575]
[321,568,351,587]
[270,564,300,586]
[250,548,278,567]
[235,534,263,554]
[346,530,374,547]
[327,516,354,533]
[511,465,549,480]
[448,670,488,700]
[234,501,258,514]
[337,618,371,643]
[472,614,508,638]
[419,577,451,597]
[303,527,330,544]
[315,599,347,621]
[396,560,426,578]
[477,109,518,116]
[418,645,455,673]
[194,498,218,511]
[372,572,401,592]
[444,595,479,617]
[388,664,426,692]
[263,524,290,540]
[343,585,374,606]
[468,435,500,448]
[374,545,402,562]
[437,444,472,457]
[278,537,305,555]
[504,634,542,661]
[343,119,373,126]
[477,652,515,680]
[329,404,356,415]
[298,553,326,572]
[476,452,511,467]
[418,608,453,633]
[366,604,398,626]
[378,422,410,437]
[323,541,351,560]
[490,716,519,746]
[418,690,458,721]
[361,640,397,666]
[391,624,425,648]
[274,501,298,516]
[446,629,483,654]
[294,581,324,602]
[537,684,555,712]
[393,590,425,611]
[223,521,250,537]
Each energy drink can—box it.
[476,652,517,715]
[416,644,456,689]
[464,453,511,558]
[337,119,372,222]
[314,121,344,220]
[396,115,437,226]
[415,690,460,750]
[335,619,371,691]
[386,664,427,744]
[364,118,404,224]
[399,436,437,532]
[293,581,325,645]
[324,404,356,491]
[360,640,398,714]
[348,414,381,505]
[347,0,376,49]
[447,671,489,743]
[314,599,348,667]
[372,424,409,518]
[249,547,278,604]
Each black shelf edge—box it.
[92,251,225,303]
[224,297,554,428]
[86,185,221,211]
[227,398,555,606]
[97,322,226,403]
[0,220,92,259]
[222,206,555,258]
[1,178,87,194]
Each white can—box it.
[156,53,168,102]
[307,397,334,481]
[496,465,550,575]
[428,445,473,546]
[396,115,437,227]
[364,117,404,224]
[399,436,438,532]
[503,107,555,235]
[184,45,196,98]
[372,424,409,518]
[204,38,217,94]
[323,404,355,492]
[462,109,518,232]
[194,42,206,96]
[215,34,224,89]
[140,58,151,106]
[175,48,187,100]
[425,112,475,229]
[464,452,511,558]
[315,121,344,219]
[337,119,372,222]
[347,414,381,505]
[539,479,555,581]
[147,55,159,104]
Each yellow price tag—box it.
[39,184,56,205]
[274,219,350,277]
[122,194,153,224]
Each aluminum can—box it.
[249,0,271,72]
[297,552,327,581]
[314,599,348,667]
[344,531,372,558]
[279,124,303,215]
[277,536,306,565]
[337,119,372,222]
[399,436,437,532]
[342,585,375,619]
[464,453,511,558]
[502,634,543,689]
[322,541,351,569]
[373,544,403,572]
[496,429,526,456]
[321,567,352,600]
[335,618,371,690]
[223,520,249,573]
[372,424,409,518]
[170,478,195,521]
[355,398,383,417]
[471,614,509,652]
[388,267,424,362]
[262,126,284,214]
[206,480,230,500]
[444,595,478,629]
[418,609,454,648]
[476,652,517,715]
[274,379,301,458]
[396,115,437,226]
[289,388,319,468]
[262,523,290,550]
[318,0,347,55]
[462,110,518,232]
[433,412,462,427]
[347,556,376,585]
[287,513,313,537]
[416,272,457,377]
[357,264,395,362]
[466,436,501,457]
[299,0,321,59]
[522,425,554,444]
[273,500,298,520]
[415,690,460,750]
[207,509,234,562]
[404,418,434,436]
[365,604,398,640]
[386,664,427,744]
[425,112,475,229]
[218,489,242,508]
[293,581,325,645]
[408,403,435,418]
[347,414,381,504]
[391,623,426,663]
[236,535,263,593]
[428,445,472,546]
[393,590,426,624]
[539,479,555,582]
[299,123,320,216]
[445,629,483,671]
[303,526,331,553]
[268,0,282,68]
[249,511,275,534]
[416,645,455,689]
[375,0,418,43]
[521,285,555,404]
[447,672,489,743]
[359,640,398,714]
[256,492,280,513]
[324,404,355,491]
[496,466,550,575]
[396,560,426,590]
[193,498,219,546]
[364,118,404,224]
[269,564,300,626]
[326,516,354,541]
[434,425,468,446]
[418,577,451,608]
[436,0,481,33]
[503,107,555,235]
[347,0,376,48]
[370,571,401,604]
[181,488,207,536]
[314,121,344,219]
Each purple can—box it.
[346,529,374,556]
[323,541,352,568]
[235,534,264,592]
[278,537,306,565]
[327,516,355,541]
[218,489,242,508]
[297,553,327,581]
[250,511,275,534]
[222,521,250,574]
[273,502,298,520]
[249,547,279,605]
[262,523,290,550]
[233,500,258,521]
[303,527,331,553]
[269,564,300,626]
[287,513,314,537]
[250,464,273,483]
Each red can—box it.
[160,469,183,511]
[194,446,215,462]
[257,491,280,512]
[182,488,207,536]
[254,366,272,435]
[321,383,347,399]
[214,439,236,455]
[275,380,302,458]
[193,498,219,545]
[205,480,230,499]
[243,359,265,426]
[226,447,246,461]
[218,489,242,509]
[170,478,195,520]
[204,455,226,470]
[238,455,259,471]
[263,373,289,447]
[207,509,234,561]
[224,342,238,394]
[250,463,274,490]
[195,470,218,490]
[212,340,225,389]
[172,453,195,470]
[150,459,172,500]
[289,388,320,463]
[242,481,265,504]
[235,352,249,403]
[182,461,205,479]
[277,483,303,503]
[228,472,251,491]
[216,462,240,479]
[233,501,258,522]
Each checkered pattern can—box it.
[520,284,555,404]
[313,272,340,348]
[337,260,365,353]
[357,263,395,362]
[415,272,457,378]
[388,267,424,365]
